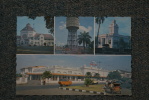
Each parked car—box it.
[58,79,72,86]
[91,79,98,84]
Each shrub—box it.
[84,78,93,87]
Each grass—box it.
[65,84,105,92]
[17,46,54,54]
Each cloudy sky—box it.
[17,16,50,35]
[16,55,131,73]
[95,17,131,36]
[55,17,94,46]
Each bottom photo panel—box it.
[16,55,132,95]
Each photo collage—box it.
[16,16,131,95]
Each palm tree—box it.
[78,31,91,53]
[85,72,92,78]
[95,17,107,48]
[44,16,54,35]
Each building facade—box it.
[97,20,131,49]
[20,65,110,81]
[17,23,54,46]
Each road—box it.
[16,80,131,95]
[16,82,97,95]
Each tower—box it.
[109,20,119,35]
[66,17,79,50]
[20,23,36,39]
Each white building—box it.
[20,65,110,81]
[116,70,131,78]
[17,23,54,46]
[97,20,131,49]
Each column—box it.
[75,77,77,81]
[69,76,71,80]
[57,76,59,81]
[30,75,32,80]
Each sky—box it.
[95,17,131,36]
[16,55,131,73]
[55,17,94,46]
[17,16,50,35]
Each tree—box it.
[16,73,22,77]
[107,71,121,80]
[88,40,94,53]
[94,73,100,79]
[95,17,107,48]
[78,31,91,53]
[44,16,54,35]
[42,71,52,79]
[119,38,127,49]
[28,16,54,35]
[84,78,93,87]
[85,72,92,78]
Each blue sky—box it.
[55,17,94,46]
[95,17,131,36]
[17,16,50,35]
[16,55,131,73]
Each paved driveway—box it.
[16,84,98,95]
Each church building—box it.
[17,23,54,46]
[97,20,131,49]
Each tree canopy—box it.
[107,71,121,80]
[119,38,127,49]
[94,73,100,78]
[85,72,92,78]
[42,71,52,79]
[28,16,54,35]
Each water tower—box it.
[66,17,79,50]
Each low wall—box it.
[40,78,84,84]
[40,78,106,85]
[16,77,28,84]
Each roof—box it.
[21,23,35,31]
[26,73,107,77]
[21,66,46,69]
[35,33,54,40]
[26,73,85,76]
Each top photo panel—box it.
[55,17,94,54]
[17,16,54,54]
[95,17,131,55]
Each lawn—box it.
[65,84,105,92]
[17,46,54,54]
